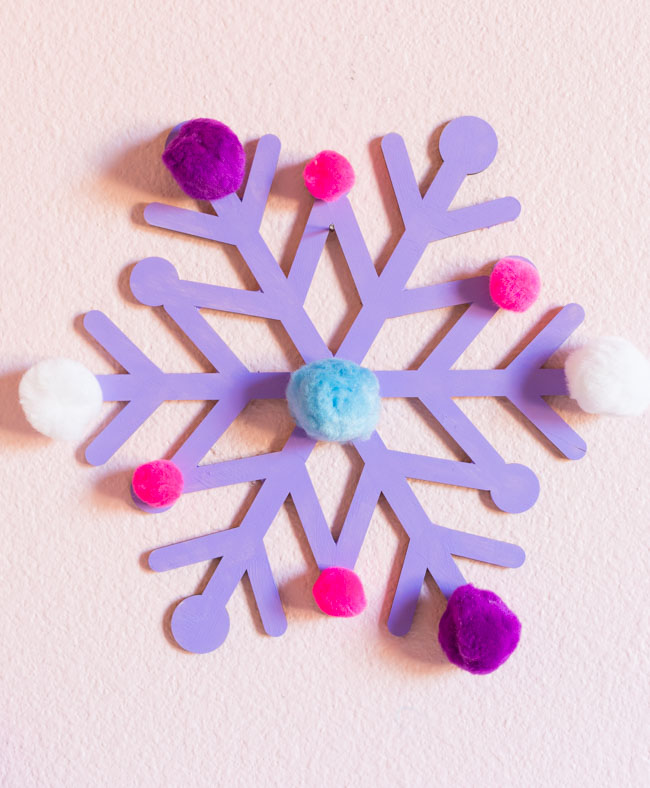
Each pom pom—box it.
[565,337,650,416]
[132,460,184,508]
[303,150,355,202]
[286,358,381,442]
[162,118,245,201]
[489,256,541,312]
[19,358,102,441]
[312,567,367,617]
[438,584,521,675]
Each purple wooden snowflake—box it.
[82,117,585,656]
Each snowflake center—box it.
[286,358,381,442]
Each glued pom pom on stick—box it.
[313,567,367,617]
[303,150,355,202]
[565,336,650,416]
[19,358,102,441]
[162,118,246,201]
[489,256,540,312]
[132,460,184,509]
[438,584,521,674]
[286,358,381,442]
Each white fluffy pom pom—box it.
[19,358,103,440]
[565,337,650,416]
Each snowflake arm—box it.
[355,437,525,637]
[335,127,521,363]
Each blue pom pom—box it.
[286,359,381,442]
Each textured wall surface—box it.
[1,1,648,786]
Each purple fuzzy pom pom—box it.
[438,584,521,674]
[162,118,246,201]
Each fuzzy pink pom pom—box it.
[489,256,541,312]
[312,567,367,617]
[303,150,355,202]
[132,460,184,508]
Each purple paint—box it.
[83,118,586,653]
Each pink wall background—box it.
[1,1,648,785]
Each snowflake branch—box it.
[374,370,421,397]
[383,480,524,635]
[87,398,162,466]
[386,276,490,317]
[418,394,503,467]
[98,371,288,403]
[289,467,338,568]
[178,281,277,318]
[345,433,525,635]
[287,202,331,303]
[382,478,467,596]
[326,197,378,300]
[246,547,288,636]
[433,198,521,239]
[385,516,526,637]
[507,303,585,374]
[417,303,584,459]
[386,450,489,490]
[507,395,586,459]
[336,126,520,362]
[440,526,525,568]
[189,451,289,492]
[240,135,281,230]
[84,310,160,375]
[169,396,249,471]
[420,297,497,373]
[84,306,276,467]
[148,528,242,571]
[444,368,568,397]
[144,203,240,245]
[380,133,421,222]
[145,140,331,363]
[151,459,295,640]
[165,303,248,374]
[332,466,382,568]
[150,469,288,572]
[385,544,429,636]
[150,431,317,580]
[84,310,166,464]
